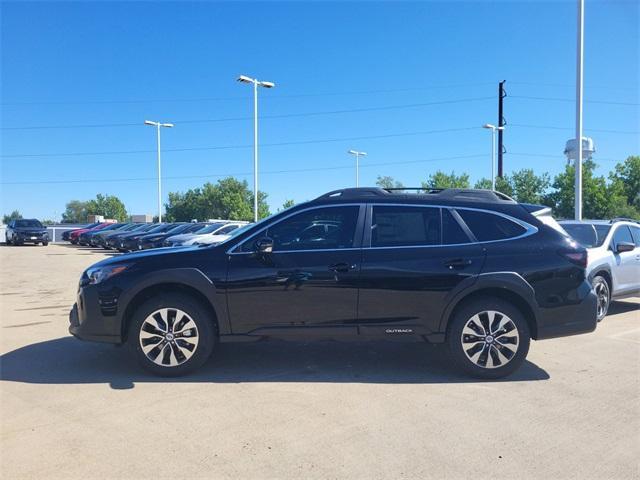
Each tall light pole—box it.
[144,120,174,223]
[348,150,367,187]
[482,124,504,190]
[575,0,585,220]
[237,75,275,222]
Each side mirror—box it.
[255,237,274,254]
[616,241,635,253]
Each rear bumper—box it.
[535,283,598,340]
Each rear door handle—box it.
[329,262,354,273]
[444,258,472,269]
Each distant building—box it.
[131,214,153,223]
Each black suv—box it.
[69,188,597,379]
[6,219,49,245]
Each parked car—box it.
[559,218,640,321]
[120,223,179,252]
[69,222,115,244]
[105,223,158,250]
[163,222,234,247]
[5,219,49,246]
[70,187,597,379]
[80,222,127,246]
[193,223,253,245]
[62,222,101,242]
[93,223,142,248]
[137,223,206,250]
[182,222,248,246]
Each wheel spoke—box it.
[140,308,200,368]
[460,310,519,369]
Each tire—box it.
[127,293,216,377]
[592,275,610,322]
[42,241,49,246]
[5,237,11,245]
[447,297,531,379]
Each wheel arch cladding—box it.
[122,283,219,341]
[590,268,612,290]
[444,288,538,340]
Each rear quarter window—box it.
[456,209,527,242]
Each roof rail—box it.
[610,217,640,224]
[314,187,516,203]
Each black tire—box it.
[592,275,610,322]
[127,293,216,377]
[447,297,531,379]
[42,241,49,246]
[5,237,12,245]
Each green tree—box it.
[86,194,128,222]
[509,169,550,204]
[280,199,296,211]
[2,210,22,224]
[165,177,270,222]
[62,200,90,223]
[609,155,640,209]
[376,175,405,189]
[422,171,470,189]
[542,160,634,219]
[473,177,514,197]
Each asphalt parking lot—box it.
[1,244,638,479]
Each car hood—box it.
[194,234,231,245]
[165,233,198,242]
[12,226,47,232]
[87,244,206,269]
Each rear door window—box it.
[630,226,640,247]
[456,209,526,242]
[442,209,471,244]
[371,206,441,247]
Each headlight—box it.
[85,265,129,285]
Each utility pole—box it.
[497,80,506,178]
[575,0,584,220]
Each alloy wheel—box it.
[139,308,199,367]
[460,310,520,369]
[594,280,610,321]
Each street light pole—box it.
[575,0,585,220]
[482,124,504,190]
[348,150,367,187]
[144,120,174,223]
[237,75,275,222]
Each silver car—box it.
[560,219,640,321]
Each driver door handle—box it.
[328,262,354,273]
[443,258,472,270]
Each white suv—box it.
[560,219,640,321]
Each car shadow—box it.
[0,337,549,390]
[607,299,639,316]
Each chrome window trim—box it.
[227,202,538,255]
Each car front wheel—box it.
[128,293,216,376]
[447,298,530,379]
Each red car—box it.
[69,222,116,244]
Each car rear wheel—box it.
[592,275,610,322]
[447,298,530,379]
[128,293,215,376]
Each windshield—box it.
[562,223,611,248]
[193,222,227,234]
[15,219,43,228]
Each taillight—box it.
[559,248,588,268]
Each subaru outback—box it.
[69,188,597,379]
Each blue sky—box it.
[1,1,638,220]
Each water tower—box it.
[564,137,595,164]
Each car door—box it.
[357,205,485,336]
[610,225,640,293]
[225,205,364,334]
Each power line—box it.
[0,83,495,106]
[0,126,480,158]
[510,95,639,106]
[510,123,639,135]
[1,96,494,131]
[0,153,485,185]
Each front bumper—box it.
[69,286,122,344]
[14,232,48,243]
[535,281,598,340]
